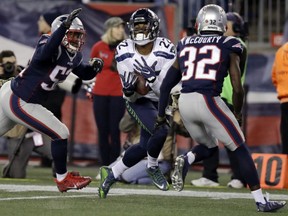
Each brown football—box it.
[135,73,150,95]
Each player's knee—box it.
[56,124,70,139]
[154,124,169,138]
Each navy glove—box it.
[62,8,82,28]
[154,115,170,133]
[133,57,157,83]
[119,71,138,97]
[89,58,104,74]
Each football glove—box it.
[154,115,170,133]
[89,58,104,74]
[133,57,157,83]
[119,71,137,97]
[62,8,82,28]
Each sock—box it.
[56,172,68,182]
[186,151,195,164]
[147,154,158,168]
[112,159,128,179]
[51,139,68,174]
[231,145,260,187]
[251,188,266,204]
[192,144,217,162]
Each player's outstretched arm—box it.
[73,58,103,80]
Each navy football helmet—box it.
[51,15,85,53]
[128,8,160,46]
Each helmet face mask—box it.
[63,30,85,53]
[51,15,86,53]
[128,8,160,46]
[196,4,227,35]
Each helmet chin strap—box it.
[134,33,152,46]
[135,33,147,41]
[67,44,78,53]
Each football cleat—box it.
[191,177,219,187]
[256,198,286,212]
[227,179,244,189]
[98,166,117,198]
[146,166,169,191]
[171,155,189,191]
[54,171,92,192]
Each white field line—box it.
[0,184,288,201]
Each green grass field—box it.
[0,165,287,216]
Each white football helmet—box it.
[51,15,85,53]
[196,4,227,35]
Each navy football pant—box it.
[123,98,169,167]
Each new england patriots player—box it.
[98,8,176,198]
[156,4,286,212]
[0,8,103,192]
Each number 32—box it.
[180,45,220,81]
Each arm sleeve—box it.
[73,62,98,80]
[158,64,182,117]
[36,25,67,60]
[271,52,278,87]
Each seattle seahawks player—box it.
[156,4,286,212]
[98,8,176,198]
[0,8,103,192]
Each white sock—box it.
[251,189,266,204]
[187,151,195,164]
[56,172,68,181]
[112,159,128,179]
[147,154,158,168]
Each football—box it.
[135,73,150,95]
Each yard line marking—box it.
[0,184,288,201]
[0,195,94,201]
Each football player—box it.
[98,8,176,198]
[0,8,103,192]
[191,12,248,189]
[156,4,286,212]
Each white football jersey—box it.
[115,37,176,102]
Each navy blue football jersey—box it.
[11,24,95,104]
[177,35,243,96]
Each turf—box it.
[0,165,287,216]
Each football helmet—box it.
[51,15,85,53]
[226,12,244,34]
[196,4,227,35]
[128,8,160,46]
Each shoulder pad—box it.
[223,36,243,54]
[153,37,176,59]
[38,34,49,45]
[115,39,134,62]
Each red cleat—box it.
[54,171,92,192]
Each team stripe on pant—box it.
[203,95,244,146]
[10,93,62,139]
